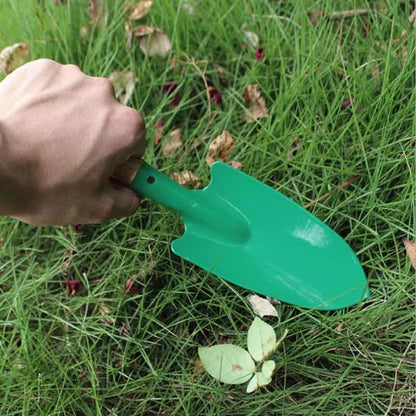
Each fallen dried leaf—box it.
[243,30,259,48]
[243,84,269,123]
[99,305,116,325]
[335,323,345,332]
[60,249,74,271]
[206,130,235,166]
[247,294,278,318]
[162,128,183,156]
[327,9,368,19]
[182,0,196,16]
[132,25,171,57]
[216,65,228,87]
[154,119,164,146]
[410,9,416,24]
[228,160,243,170]
[287,137,301,161]
[125,0,153,20]
[66,279,82,296]
[108,70,138,105]
[0,42,29,74]
[404,239,416,270]
[171,171,201,188]
[89,0,105,22]
[303,176,359,209]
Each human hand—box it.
[0,59,145,225]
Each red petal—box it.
[255,48,264,61]
[162,82,178,95]
[66,279,82,296]
[172,94,180,108]
[208,86,222,105]
[72,224,82,233]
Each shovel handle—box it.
[114,158,195,214]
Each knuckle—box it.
[93,77,115,96]
[64,63,82,73]
[122,108,145,140]
[34,58,58,67]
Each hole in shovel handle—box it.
[147,175,155,184]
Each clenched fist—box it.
[0,59,146,225]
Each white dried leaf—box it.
[0,42,28,74]
[162,128,183,156]
[404,239,416,270]
[228,160,243,170]
[132,25,172,57]
[243,30,259,48]
[206,130,235,166]
[108,70,138,105]
[171,171,201,189]
[248,294,278,318]
[127,0,153,20]
[243,84,269,123]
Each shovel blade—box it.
[171,162,369,310]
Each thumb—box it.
[106,183,141,219]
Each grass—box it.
[0,0,415,414]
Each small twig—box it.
[304,176,359,209]
[327,9,369,19]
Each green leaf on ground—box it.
[199,344,255,384]
[247,317,276,361]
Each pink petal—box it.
[124,279,138,294]
[341,98,353,110]
[156,119,164,131]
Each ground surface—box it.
[0,0,415,415]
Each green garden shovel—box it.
[118,160,369,310]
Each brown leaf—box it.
[228,160,243,170]
[125,0,153,20]
[247,294,278,318]
[0,42,29,74]
[99,305,116,325]
[171,171,201,189]
[132,25,171,57]
[89,0,105,22]
[243,84,269,123]
[60,249,74,271]
[409,9,416,24]
[287,137,301,161]
[162,128,183,156]
[108,70,138,105]
[206,130,235,166]
[404,239,416,270]
[216,65,228,87]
